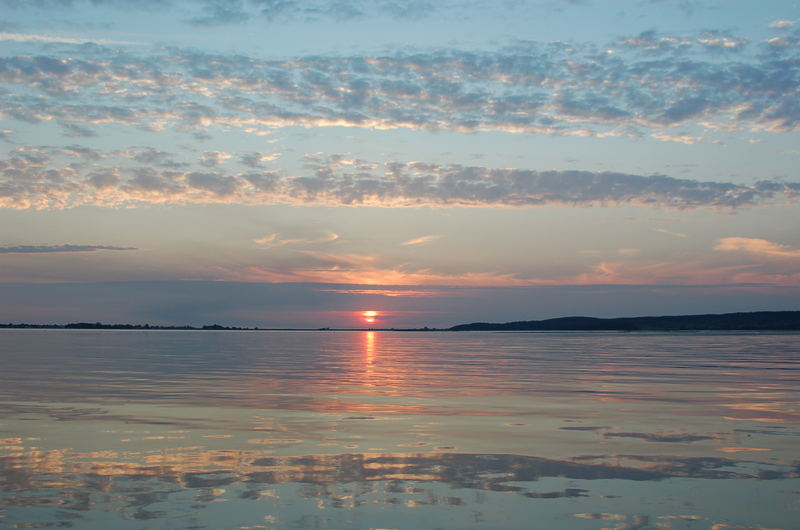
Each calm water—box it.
[0,330,798,529]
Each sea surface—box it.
[0,329,798,529]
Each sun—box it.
[361,310,379,324]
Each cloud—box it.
[0,0,164,7]
[615,29,748,54]
[601,431,718,443]
[696,31,748,50]
[254,232,339,248]
[199,151,232,167]
[654,228,688,238]
[188,0,249,26]
[317,287,448,297]
[1,34,799,139]
[570,251,800,286]
[240,152,281,168]
[2,280,799,329]
[294,250,377,269]
[0,244,137,254]
[223,240,800,289]
[770,20,796,29]
[191,0,439,24]
[714,237,800,258]
[217,245,540,287]
[650,132,703,144]
[0,32,142,45]
[564,244,800,286]
[221,262,534,287]
[127,149,185,168]
[2,149,800,210]
[1,0,443,26]
[220,248,800,287]
[401,234,440,246]
[253,233,280,246]
[60,122,98,138]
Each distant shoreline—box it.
[2,311,799,332]
[0,322,440,332]
[449,311,800,331]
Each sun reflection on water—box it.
[364,331,376,364]
[363,331,377,387]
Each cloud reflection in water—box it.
[0,329,798,528]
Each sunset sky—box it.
[1,0,799,328]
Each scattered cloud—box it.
[401,234,440,246]
[0,244,137,254]
[615,29,749,54]
[2,149,799,210]
[1,34,799,140]
[696,31,748,50]
[714,237,800,258]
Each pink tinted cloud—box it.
[714,237,800,258]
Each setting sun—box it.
[361,310,379,324]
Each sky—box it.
[1,0,799,328]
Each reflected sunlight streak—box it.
[364,331,376,387]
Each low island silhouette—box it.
[448,311,800,331]
[2,311,800,331]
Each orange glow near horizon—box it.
[361,310,379,324]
